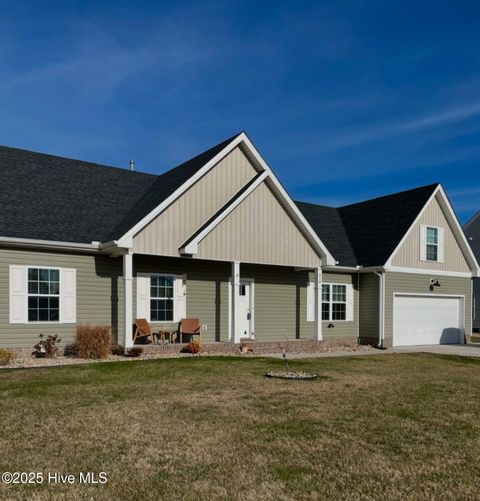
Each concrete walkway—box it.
[264,344,480,359]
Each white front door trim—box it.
[228,275,255,343]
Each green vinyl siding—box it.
[321,272,359,339]
[0,248,364,349]
[133,256,230,343]
[359,273,379,341]
[0,247,123,349]
[384,271,472,341]
[241,264,314,342]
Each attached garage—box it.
[393,294,464,347]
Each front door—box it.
[238,280,252,338]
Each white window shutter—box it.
[346,284,354,321]
[437,227,445,262]
[306,281,315,322]
[9,265,26,323]
[60,268,76,323]
[136,274,150,320]
[175,275,187,322]
[420,225,427,261]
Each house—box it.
[0,132,478,351]
[464,212,480,332]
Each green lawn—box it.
[1,353,479,500]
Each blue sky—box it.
[1,1,479,222]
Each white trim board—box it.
[385,267,472,278]
[228,276,255,342]
[0,236,100,253]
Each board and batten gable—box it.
[195,181,322,268]
[391,193,470,272]
[133,146,258,256]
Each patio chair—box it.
[133,319,155,344]
[179,318,201,344]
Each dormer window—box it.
[420,225,444,263]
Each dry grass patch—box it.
[0,354,479,499]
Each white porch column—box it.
[123,250,134,348]
[314,267,323,341]
[231,261,240,343]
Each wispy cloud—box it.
[0,17,220,100]
[313,101,480,152]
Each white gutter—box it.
[374,270,385,348]
[322,265,362,272]
[0,236,101,253]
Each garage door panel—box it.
[393,295,462,347]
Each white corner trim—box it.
[385,266,472,278]
[384,185,480,277]
[180,172,268,255]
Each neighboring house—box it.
[0,132,478,351]
[464,212,480,332]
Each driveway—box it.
[264,344,480,359]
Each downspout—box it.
[374,271,386,349]
[356,272,360,343]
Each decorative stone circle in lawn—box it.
[265,371,319,380]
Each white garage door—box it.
[393,295,463,347]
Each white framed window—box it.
[9,265,76,324]
[27,267,60,322]
[150,275,174,322]
[322,284,347,321]
[136,273,186,323]
[426,226,439,261]
[420,225,444,263]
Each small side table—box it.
[156,328,178,344]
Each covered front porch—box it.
[118,253,324,349]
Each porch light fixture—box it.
[429,279,441,291]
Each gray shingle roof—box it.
[297,183,439,267]
[0,133,241,244]
[465,211,480,261]
[295,202,358,266]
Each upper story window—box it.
[27,268,60,322]
[426,226,439,261]
[421,225,444,263]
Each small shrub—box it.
[183,341,200,354]
[111,344,125,356]
[63,344,77,357]
[75,325,112,359]
[32,334,61,358]
[127,347,143,358]
[0,349,17,365]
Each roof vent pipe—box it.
[129,160,135,171]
